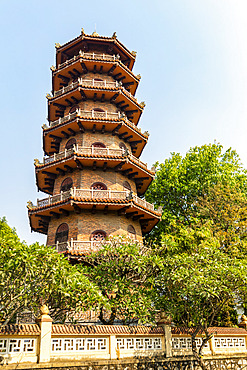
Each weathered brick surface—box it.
[53,169,137,195]
[45,40,146,247]
[46,210,142,246]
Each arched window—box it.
[55,223,69,244]
[60,177,73,192]
[123,181,131,191]
[94,108,105,112]
[91,230,106,241]
[92,108,106,119]
[119,142,128,155]
[92,142,106,148]
[65,138,76,150]
[69,105,79,114]
[91,182,107,190]
[127,225,136,237]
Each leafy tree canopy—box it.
[79,236,157,325]
[145,143,247,243]
[0,217,104,325]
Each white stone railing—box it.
[42,146,124,165]
[49,109,121,128]
[53,78,120,98]
[172,335,247,355]
[41,146,149,171]
[47,109,148,139]
[58,52,119,70]
[2,322,247,365]
[36,188,155,212]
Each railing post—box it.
[157,314,172,357]
[109,335,117,359]
[61,191,63,201]
[65,148,67,158]
[36,305,52,363]
[209,335,215,355]
[48,196,50,206]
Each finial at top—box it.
[81,27,85,35]
[92,31,99,37]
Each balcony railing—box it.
[53,78,120,98]
[52,239,102,253]
[58,52,120,70]
[36,188,156,212]
[41,145,149,170]
[48,109,147,138]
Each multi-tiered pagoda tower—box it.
[28,30,161,260]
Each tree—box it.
[80,236,157,325]
[0,217,103,325]
[145,143,247,243]
[153,226,247,370]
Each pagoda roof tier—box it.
[52,51,140,96]
[43,111,149,158]
[47,80,144,124]
[55,32,136,71]
[28,189,161,234]
[35,146,155,196]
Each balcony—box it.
[48,109,146,138]
[40,145,149,170]
[51,239,102,253]
[57,52,119,70]
[52,78,138,104]
[36,188,156,213]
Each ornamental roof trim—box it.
[172,327,247,335]
[57,33,135,61]
[0,324,40,336]
[51,324,164,335]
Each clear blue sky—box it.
[1,0,247,245]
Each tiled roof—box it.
[52,324,164,335]
[0,324,40,335]
[172,327,247,335]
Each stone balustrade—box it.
[1,319,247,365]
[41,145,149,171]
[57,51,119,70]
[36,189,155,212]
[47,109,148,139]
[53,78,120,98]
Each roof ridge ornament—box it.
[131,51,137,57]
[55,43,61,49]
[112,32,117,39]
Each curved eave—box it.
[52,57,139,96]
[56,34,136,71]
[43,117,148,158]
[48,86,143,125]
[28,198,161,234]
[35,154,154,196]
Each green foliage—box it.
[79,236,156,325]
[0,217,103,325]
[145,143,247,243]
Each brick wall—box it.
[46,210,142,246]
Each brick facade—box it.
[28,31,161,253]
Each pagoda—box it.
[28,29,161,261]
